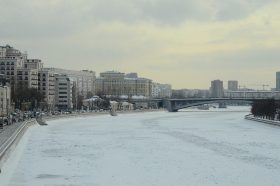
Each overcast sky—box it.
[1,0,280,89]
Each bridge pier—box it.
[165,100,178,112]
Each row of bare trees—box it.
[12,86,45,111]
[251,99,280,120]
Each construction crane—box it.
[238,85,247,90]
[246,84,270,91]
[261,84,269,90]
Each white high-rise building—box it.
[55,74,74,110]
[38,69,55,111]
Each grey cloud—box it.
[135,0,212,24]
[215,48,280,69]
[162,47,280,71]
[214,0,277,21]
[0,0,91,38]
[0,0,277,39]
[86,0,277,24]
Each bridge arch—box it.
[166,99,254,112]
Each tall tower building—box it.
[277,72,280,91]
[228,80,238,91]
[211,80,224,98]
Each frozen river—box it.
[1,107,280,186]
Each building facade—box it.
[45,68,96,98]
[96,71,152,98]
[224,90,280,99]
[0,45,26,89]
[228,80,238,91]
[38,69,55,110]
[0,76,11,116]
[55,74,74,110]
[210,80,224,98]
[152,83,172,98]
[16,68,39,89]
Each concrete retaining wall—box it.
[0,119,37,167]
[245,115,280,127]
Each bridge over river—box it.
[165,98,280,112]
[114,97,280,112]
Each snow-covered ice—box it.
[1,107,280,186]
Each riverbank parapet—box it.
[0,119,37,169]
[245,115,280,127]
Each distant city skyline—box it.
[1,0,280,89]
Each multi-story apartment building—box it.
[25,59,44,69]
[151,83,160,98]
[0,45,26,89]
[55,74,74,110]
[210,80,224,98]
[96,71,152,98]
[151,83,172,98]
[45,68,96,98]
[16,68,39,89]
[38,69,55,110]
[97,71,125,96]
[0,75,11,116]
[0,85,11,116]
[228,80,238,91]
[126,77,152,97]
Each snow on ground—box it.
[1,106,280,186]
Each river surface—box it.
[1,107,280,186]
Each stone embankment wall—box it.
[245,115,280,127]
[0,119,37,167]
